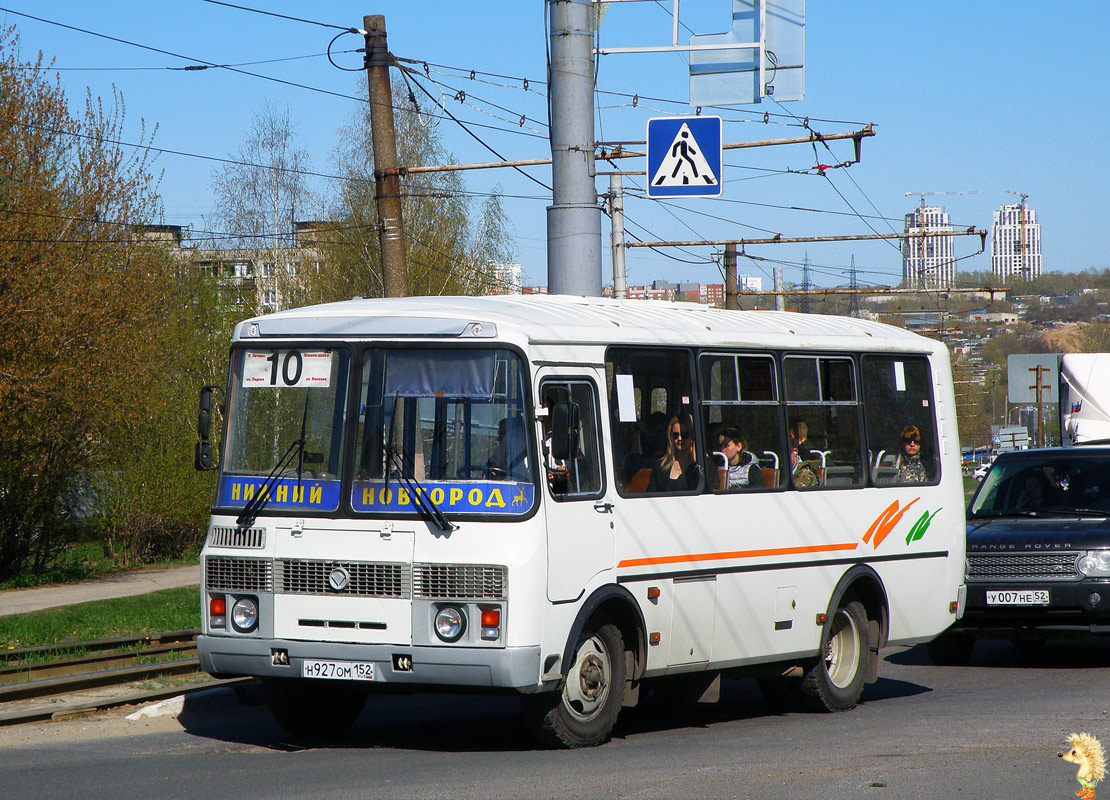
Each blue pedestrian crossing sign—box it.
[646,115,723,198]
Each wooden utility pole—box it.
[364,15,409,298]
[1029,364,1050,448]
[723,243,738,310]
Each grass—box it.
[0,542,202,591]
[0,586,200,651]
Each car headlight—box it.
[434,605,466,642]
[1078,550,1110,577]
[231,597,259,632]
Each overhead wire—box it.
[199,0,359,32]
[398,65,553,193]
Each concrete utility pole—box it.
[547,0,602,296]
[364,15,409,298]
[609,174,627,299]
[773,267,785,311]
[723,243,739,310]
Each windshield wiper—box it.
[969,509,1042,519]
[384,395,456,533]
[386,447,458,533]
[236,396,309,528]
[1037,507,1108,518]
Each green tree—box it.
[0,27,221,579]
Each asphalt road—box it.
[2,638,1108,799]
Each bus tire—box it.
[523,619,626,748]
[797,600,869,712]
[926,631,976,665]
[262,677,366,738]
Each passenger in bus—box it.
[647,415,701,492]
[894,424,929,483]
[717,428,764,489]
[790,419,816,461]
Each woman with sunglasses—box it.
[647,414,702,492]
[895,424,928,483]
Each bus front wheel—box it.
[796,600,869,712]
[262,677,367,738]
[523,619,627,748]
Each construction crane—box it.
[903,191,981,288]
[1004,190,1031,281]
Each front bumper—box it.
[954,580,1110,637]
[198,634,542,690]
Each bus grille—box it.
[967,552,1081,581]
[413,563,507,599]
[277,559,409,598]
[207,526,265,549]
[205,556,273,592]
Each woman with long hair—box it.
[647,414,701,492]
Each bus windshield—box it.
[351,347,534,517]
[219,347,350,513]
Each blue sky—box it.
[3,1,1107,292]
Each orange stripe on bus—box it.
[617,541,860,569]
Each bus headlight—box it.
[434,605,466,642]
[231,597,259,632]
[1078,550,1110,577]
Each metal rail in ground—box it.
[0,677,254,727]
[0,629,230,726]
[0,642,198,685]
[0,629,200,663]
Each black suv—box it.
[928,446,1110,665]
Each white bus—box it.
[195,295,966,747]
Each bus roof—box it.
[234,294,942,354]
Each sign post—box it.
[646,116,723,198]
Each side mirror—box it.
[195,384,222,472]
[197,385,219,440]
[195,441,214,471]
[549,401,580,461]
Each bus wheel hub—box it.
[579,654,604,698]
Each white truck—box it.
[1060,353,1110,446]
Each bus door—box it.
[537,372,614,602]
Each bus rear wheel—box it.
[796,600,869,712]
[262,677,367,738]
[523,619,627,748]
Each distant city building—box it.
[902,205,956,289]
[134,221,323,312]
[965,310,1019,324]
[991,202,1042,281]
[486,262,523,295]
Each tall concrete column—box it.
[547,0,602,297]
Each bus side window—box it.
[606,347,695,495]
[784,356,863,489]
[698,353,783,490]
[862,356,939,486]
[541,380,604,499]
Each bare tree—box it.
[209,103,316,310]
